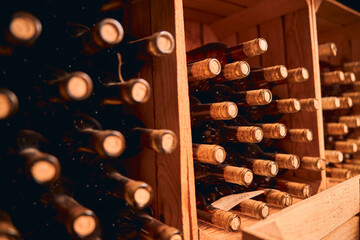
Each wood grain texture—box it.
[243,175,360,240]
[183,0,244,16]
[317,0,360,27]
[321,216,360,240]
[185,21,202,51]
[184,7,222,24]
[202,24,218,45]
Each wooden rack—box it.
[124,0,360,239]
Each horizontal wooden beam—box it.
[242,175,360,240]
[209,0,308,39]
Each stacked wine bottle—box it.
[319,42,360,180]
[186,38,326,232]
[0,1,183,240]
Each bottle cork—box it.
[193,144,226,164]
[209,102,238,120]
[325,150,343,163]
[210,209,241,232]
[263,65,288,82]
[288,129,313,142]
[299,98,319,112]
[275,153,300,169]
[280,180,310,198]
[124,180,153,209]
[335,141,358,153]
[223,166,253,186]
[326,168,351,180]
[252,160,279,177]
[235,126,263,143]
[0,88,19,120]
[261,123,287,139]
[318,42,337,57]
[188,58,221,81]
[321,97,340,110]
[138,128,177,154]
[147,31,175,57]
[321,71,345,85]
[8,12,42,44]
[338,97,353,109]
[339,116,360,128]
[72,215,97,238]
[286,67,309,83]
[342,92,360,104]
[88,130,126,158]
[60,72,94,101]
[223,61,250,80]
[344,61,360,73]
[277,99,301,113]
[245,89,272,106]
[300,157,325,171]
[95,18,124,46]
[265,190,293,208]
[237,199,269,219]
[347,139,360,148]
[343,72,356,84]
[325,123,349,135]
[242,38,268,57]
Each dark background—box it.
[337,0,360,12]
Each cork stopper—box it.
[325,123,349,135]
[73,215,97,238]
[343,72,356,84]
[148,31,175,56]
[211,209,241,232]
[342,92,360,104]
[347,139,360,148]
[283,181,310,198]
[245,89,272,106]
[288,129,313,142]
[299,98,319,112]
[252,159,279,177]
[321,97,340,110]
[9,12,42,44]
[326,168,351,180]
[209,102,238,120]
[339,116,360,128]
[96,18,124,46]
[286,67,309,83]
[321,71,345,85]
[0,88,19,120]
[189,58,221,81]
[263,65,288,82]
[193,144,226,165]
[275,153,300,169]
[30,160,57,184]
[93,130,126,158]
[142,129,177,154]
[335,141,358,153]
[238,199,269,219]
[124,181,153,209]
[318,42,337,57]
[301,157,325,171]
[325,150,343,163]
[223,166,253,186]
[344,61,360,73]
[265,190,293,208]
[338,97,353,109]
[276,98,301,113]
[242,38,268,57]
[223,61,250,80]
[62,72,93,101]
[261,123,287,139]
[236,126,263,143]
[127,78,151,103]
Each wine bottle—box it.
[321,71,345,86]
[338,97,353,109]
[324,123,349,135]
[0,88,19,120]
[209,84,272,107]
[338,116,360,128]
[196,190,241,232]
[300,157,325,171]
[299,98,319,112]
[326,167,351,180]
[187,58,221,82]
[344,61,360,73]
[195,162,253,186]
[343,92,360,104]
[322,97,340,110]
[193,143,226,165]
[257,177,311,198]
[186,38,268,65]
[0,210,21,240]
[325,150,344,163]
[281,129,313,143]
[343,72,356,84]
[326,140,358,154]
[318,42,337,58]
[333,163,360,176]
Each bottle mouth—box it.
[133,187,153,208]
[30,160,58,184]
[153,31,175,56]
[64,72,93,101]
[101,131,126,158]
[212,146,226,164]
[129,78,151,103]
[258,38,268,53]
[97,18,124,45]
[9,12,42,43]
[0,89,18,120]
[159,131,177,153]
[229,215,241,232]
[72,214,97,238]
[208,58,222,76]
[259,203,269,219]
[269,162,279,177]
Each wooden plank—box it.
[183,7,222,24]
[237,27,261,67]
[322,216,360,240]
[243,175,360,240]
[316,17,342,33]
[150,0,198,239]
[209,0,308,39]
[202,24,219,45]
[351,38,360,61]
[317,0,360,27]
[184,21,202,51]
[223,0,263,7]
[183,0,245,16]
